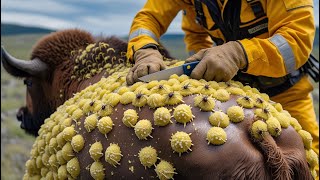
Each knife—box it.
[138,61,200,82]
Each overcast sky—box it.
[1,0,319,36]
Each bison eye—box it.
[23,79,32,87]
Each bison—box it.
[1,29,318,179]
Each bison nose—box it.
[16,109,24,122]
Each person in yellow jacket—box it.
[126,0,319,177]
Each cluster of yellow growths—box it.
[24,57,318,179]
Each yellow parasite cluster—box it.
[154,107,172,126]
[155,160,177,180]
[139,146,158,168]
[105,143,123,167]
[209,111,230,128]
[170,131,193,156]
[90,161,105,180]
[173,104,194,127]
[194,95,215,111]
[122,109,139,128]
[23,53,319,179]
[89,141,104,161]
[134,119,153,140]
[206,127,227,145]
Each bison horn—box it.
[1,46,48,76]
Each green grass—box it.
[0,33,319,180]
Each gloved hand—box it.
[126,48,166,85]
[185,41,247,82]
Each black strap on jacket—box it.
[192,0,320,97]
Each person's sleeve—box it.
[181,8,213,56]
[127,0,190,61]
[239,0,315,77]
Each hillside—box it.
[1,23,55,36]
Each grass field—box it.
[1,33,319,180]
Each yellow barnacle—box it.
[193,95,215,111]
[254,108,271,120]
[120,91,136,105]
[105,143,123,167]
[209,111,230,128]
[71,109,84,121]
[214,89,230,102]
[206,127,227,145]
[84,114,98,132]
[41,153,50,167]
[86,43,96,52]
[289,117,302,131]
[130,82,145,91]
[298,130,313,150]
[170,131,193,156]
[155,160,177,180]
[150,84,172,95]
[164,91,184,106]
[134,119,153,140]
[48,154,59,169]
[104,93,121,107]
[25,159,37,175]
[92,100,103,113]
[305,149,319,169]
[199,84,217,96]
[66,157,80,179]
[66,105,79,115]
[266,117,282,137]
[48,138,58,154]
[236,96,254,108]
[134,86,151,96]
[57,165,68,180]
[167,78,180,86]
[51,124,60,137]
[251,120,268,140]
[89,141,104,161]
[154,107,172,126]
[56,132,66,148]
[147,93,165,108]
[253,97,266,108]
[208,81,219,89]
[98,116,114,137]
[56,150,67,165]
[178,74,190,83]
[40,167,49,177]
[90,161,105,180]
[273,103,283,112]
[117,86,130,95]
[36,155,43,169]
[71,134,85,153]
[169,74,179,79]
[122,109,139,128]
[173,104,194,127]
[226,86,246,96]
[62,126,76,141]
[61,142,75,161]
[179,82,197,96]
[132,93,148,108]
[139,146,158,168]
[274,112,290,128]
[146,80,160,89]
[260,93,270,102]
[98,104,113,117]
[227,106,245,123]
[37,139,46,154]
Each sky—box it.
[1,0,319,36]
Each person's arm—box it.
[126,0,190,61]
[181,7,214,55]
[239,0,315,77]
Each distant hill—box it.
[1,23,55,36]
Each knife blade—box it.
[138,61,199,82]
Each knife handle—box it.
[182,61,200,76]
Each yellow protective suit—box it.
[127,0,318,176]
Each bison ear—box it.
[1,46,48,78]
